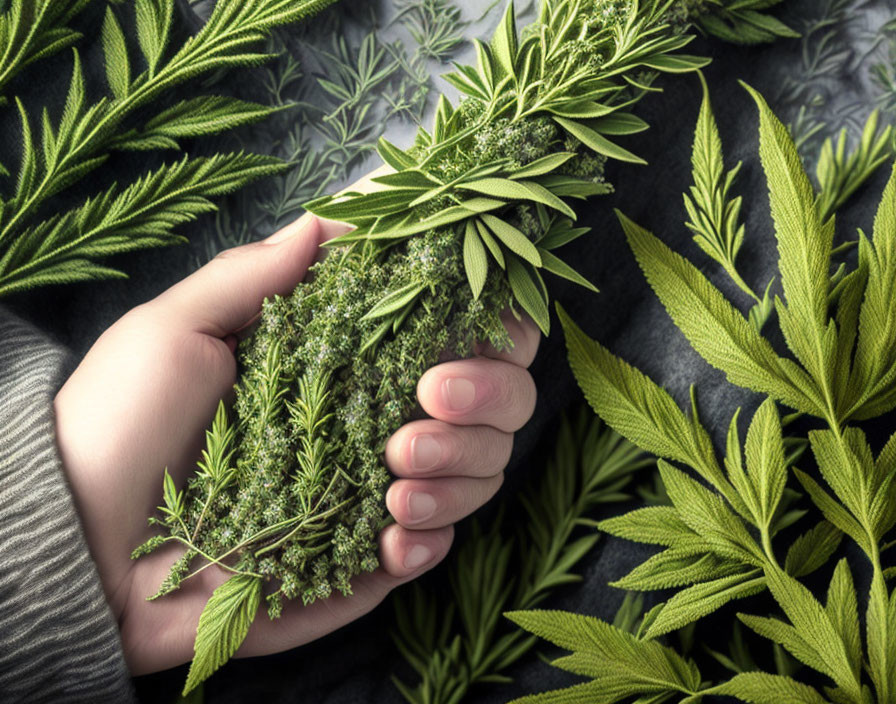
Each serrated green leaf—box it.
[599,506,696,547]
[645,571,765,639]
[743,83,833,387]
[144,96,282,140]
[134,0,172,75]
[559,304,732,496]
[620,210,822,416]
[848,165,896,419]
[183,574,262,695]
[824,560,861,676]
[101,7,130,100]
[713,672,827,703]
[658,461,763,566]
[784,522,841,578]
[866,571,896,702]
[612,548,745,591]
[743,399,787,528]
[762,566,862,699]
[506,609,702,703]
[793,468,871,557]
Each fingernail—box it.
[407,491,438,523]
[411,434,442,472]
[404,543,434,570]
[443,377,477,412]
[264,214,315,244]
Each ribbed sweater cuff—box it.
[0,309,135,703]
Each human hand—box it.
[54,213,540,675]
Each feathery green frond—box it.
[0,0,340,297]
[0,153,285,297]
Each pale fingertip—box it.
[417,359,536,433]
[379,524,453,578]
[264,212,319,244]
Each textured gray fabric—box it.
[0,309,135,703]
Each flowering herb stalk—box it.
[134,0,791,694]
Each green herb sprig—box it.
[0,0,341,296]
[512,82,896,704]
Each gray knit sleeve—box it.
[0,309,135,703]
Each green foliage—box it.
[539,81,896,704]
[304,0,723,335]
[392,411,651,704]
[197,2,469,260]
[815,110,894,224]
[693,0,798,45]
[0,0,92,103]
[183,574,262,696]
[506,609,705,703]
[0,152,284,296]
[683,73,777,331]
[139,0,796,692]
[0,0,341,296]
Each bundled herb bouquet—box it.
[134,0,796,693]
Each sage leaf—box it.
[507,256,549,335]
[482,214,542,267]
[463,220,488,300]
[377,137,417,170]
[509,152,576,180]
[555,116,647,165]
[538,249,598,293]
[362,281,427,321]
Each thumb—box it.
[151,215,324,337]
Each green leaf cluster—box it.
[136,0,797,695]
[305,0,720,335]
[0,0,340,297]
[516,82,896,703]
